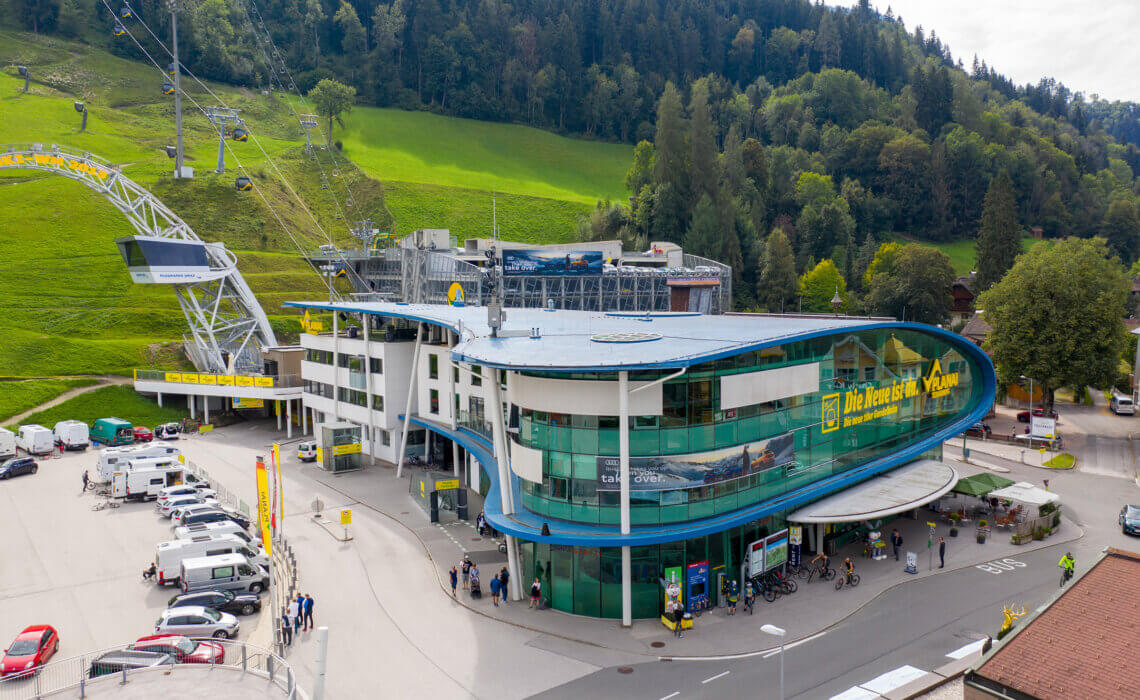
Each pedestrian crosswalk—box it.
[829,639,987,699]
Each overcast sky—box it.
[830,1,1140,102]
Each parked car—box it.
[162,496,216,519]
[1,625,59,678]
[171,503,222,523]
[1017,408,1059,423]
[217,506,252,530]
[167,589,261,616]
[133,426,154,443]
[87,650,173,678]
[1120,505,1140,536]
[155,423,182,440]
[130,635,224,664]
[154,606,240,639]
[1111,391,1135,416]
[964,422,991,438]
[298,441,317,462]
[157,486,216,506]
[0,457,37,480]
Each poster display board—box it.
[501,249,603,276]
[686,561,709,610]
[597,433,793,492]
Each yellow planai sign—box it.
[922,359,960,399]
[822,360,960,434]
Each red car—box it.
[132,426,154,443]
[1,625,59,678]
[130,635,224,664]
[1016,408,1059,423]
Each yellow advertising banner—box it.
[232,397,264,409]
[275,400,281,417]
[435,479,460,490]
[198,374,217,385]
[181,373,199,385]
[236,376,254,387]
[315,447,324,464]
[164,372,182,383]
[255,377,274,387]
[273,443,283,524]
[255,459,273,556]
[333,443,362,455]
[217,375,235,386]
[199,424,214,434]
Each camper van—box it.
[179,553,268,594]
[154,535,267,585]
[1111,391,1135,416]
[96,442,180,482]
[90,417,134,446]
[0,428,15,460]
[53,420,90,451]
[112,466,184,501]
[16,425,54,455]
[174,521,256,545]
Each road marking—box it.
[859,665,927,694]
[946,638,988,659]
[975,558,1027,575]
[663,631,826,662]
[701,671,730,684]
[761,631,827,658]
[658,693,680,700]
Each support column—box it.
[425,430,431,462]
[618,370,631,627]
[362,315,377,465]
[816,523,825,555]
[506,534,522,601]
[395,324,423,479]
[331,313,341,421]
[276,401,282,431]
[302,404,308,434]
[452,441,460,478]
[489,368,513,516]
[203,396,209,425]
[189,394,195,420]
[286,399,293,439]
[157,392,163,408]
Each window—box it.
[863,366,876,382]
[430,389,439,414]
[212,567,235,578]
[429,354,439,379]
[381,431,391,446]
[370,358,383,374]
[471,365,482,386]
[372,395,384,411]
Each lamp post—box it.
[1020,374,1034,416]
[761,624,787,700]
[830,286,842,316]
[17,65,29,92]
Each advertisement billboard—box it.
[596,433,794,492]
[748,539,765,578]
[764,530,789,572]
[1030,415,1056,438]
[501,249,603,276]
[686,561,710,610]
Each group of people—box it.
[450,556,513,606]
[279,593,315,646]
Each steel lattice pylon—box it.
[0,143,277,373]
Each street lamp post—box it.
[762,624,787,700]
[1020,374,1034,416]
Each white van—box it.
[298,441,317,462]
[53,420,90,451]
[111,465,184,501]
[16,425,54,455]
[179,553,268,594]
[154,535,268,586]
[96,442,180,482]
[0,428,15,460]
[175,521,256,545]
[1111,391,1135,416]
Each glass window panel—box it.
[661,427,688,453]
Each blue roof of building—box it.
[286,301,891,371]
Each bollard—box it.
[242,643,248,671]
[268,654,275,682]
[121,663,128,685]
[312,626,329,700]
[79,656,85,699]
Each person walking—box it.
[499,567,510,604]
[727,580,739,615]
[287,597,300,635]
[890,529,902,561]
[476,511,486,536]
[529,578,542,608]
[461,557,472,590]
[938,537,946,568]
[81,470,89,492]
[280,609,293,646]
[449,566,459,597]
[303,594,314,630]
[489,573,502,606]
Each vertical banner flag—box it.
[255,457,273,556]
[273,442,283,526]
[270,443,279,531]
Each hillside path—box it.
[5,375,132,426]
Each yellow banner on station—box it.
[217,375,234,386]
[198,374,217,385]
[435,479,460,490]
[255,458,273,556]
[333,443,362,455]
[236,376,254,387]
[255,377,274,387]
[164,372,182,383]
[182,374,199,384]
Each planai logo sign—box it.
[922,359,959,399]
[821,360,961,433]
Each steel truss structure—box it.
[0,143,277,373]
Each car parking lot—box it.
[0,447,266,668]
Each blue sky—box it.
[830,1,1139,102]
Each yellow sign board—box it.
[198,374,217,385]
[300,310,325,335]
[199,424,214,434]
[435,479,460,490]
[178,454,186,464]
[181,373,199,385]
[236,376,254,387]
[255,377,274,388]
[316,447,323,463]
[217,375,234,386]
[255,459,273,556]
[232,397,264,409]
[822,360,960,434]
[164,372,182,383]
[922,360,960,399]
[275,400,281,417]
[448,282,465,306]
[340,508,352,525]
[420,480,425,498]
[0,153,110,180]
[333,443,362,456]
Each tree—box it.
[978,237,1128,414]
[758,228,798,311]
[1101,199,1140,264]
[975,170,1021,291]
[625,141,655,196]
[307,78,357,140]
[683,195,720,259]
[334,1,367,59]
[799,259,849,312]
[865,244,955,324]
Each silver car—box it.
[155,606,240,639]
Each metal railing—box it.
[133,369,304,389]
[0,638,298,700]
[183,460,249,516]
[456,410,492,442]
[269,534,301,658]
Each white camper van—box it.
[16,425,54,455]
[1111,391,1135,416]
[0,428,15,460]
[111,465,184,501]
[53,420,90,451]
[174,521,256,545]
[179,553,268,594]
[154,535,268,585]
[96,441,180,482]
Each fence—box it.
[0,638,298,700]
[133,369,303,389]
[268,533,301,658]
[184,460,250,517]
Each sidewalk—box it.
[308,455,1079,659]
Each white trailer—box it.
[111,465,184,501]
[95,441,180,482]
[0,428,15,459]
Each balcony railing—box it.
[133,369,304,388]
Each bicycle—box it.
[808,564,836,584]
[786,563,809,580]
[835,570,861,590]
[91,500,120,511]
[756,573,780,602]
[772,569,797,594]
[1060,567,1074,587]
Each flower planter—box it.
[949,527,959,537]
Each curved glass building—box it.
[290,302,995,622]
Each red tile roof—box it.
[970,548,1140,699]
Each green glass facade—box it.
[517,328,984,526]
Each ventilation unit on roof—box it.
[589,331,662,343]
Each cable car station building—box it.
[288,300,995,624]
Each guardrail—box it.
[0,638,298,700]
[184,460,251,516]
[268,534,301,658]
[133,370,303,389]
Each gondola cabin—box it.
[115,236,225,284]
[113,21,126,36]
[167,62,176,76]
[234,176,253,191]
[232,128,249,142]
[162,82,175,95]
[120,4,132,18]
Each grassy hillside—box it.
[911,236,1049,275]
[7,385,186,430]
[341,107,631,242]
[0,377,99,422]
